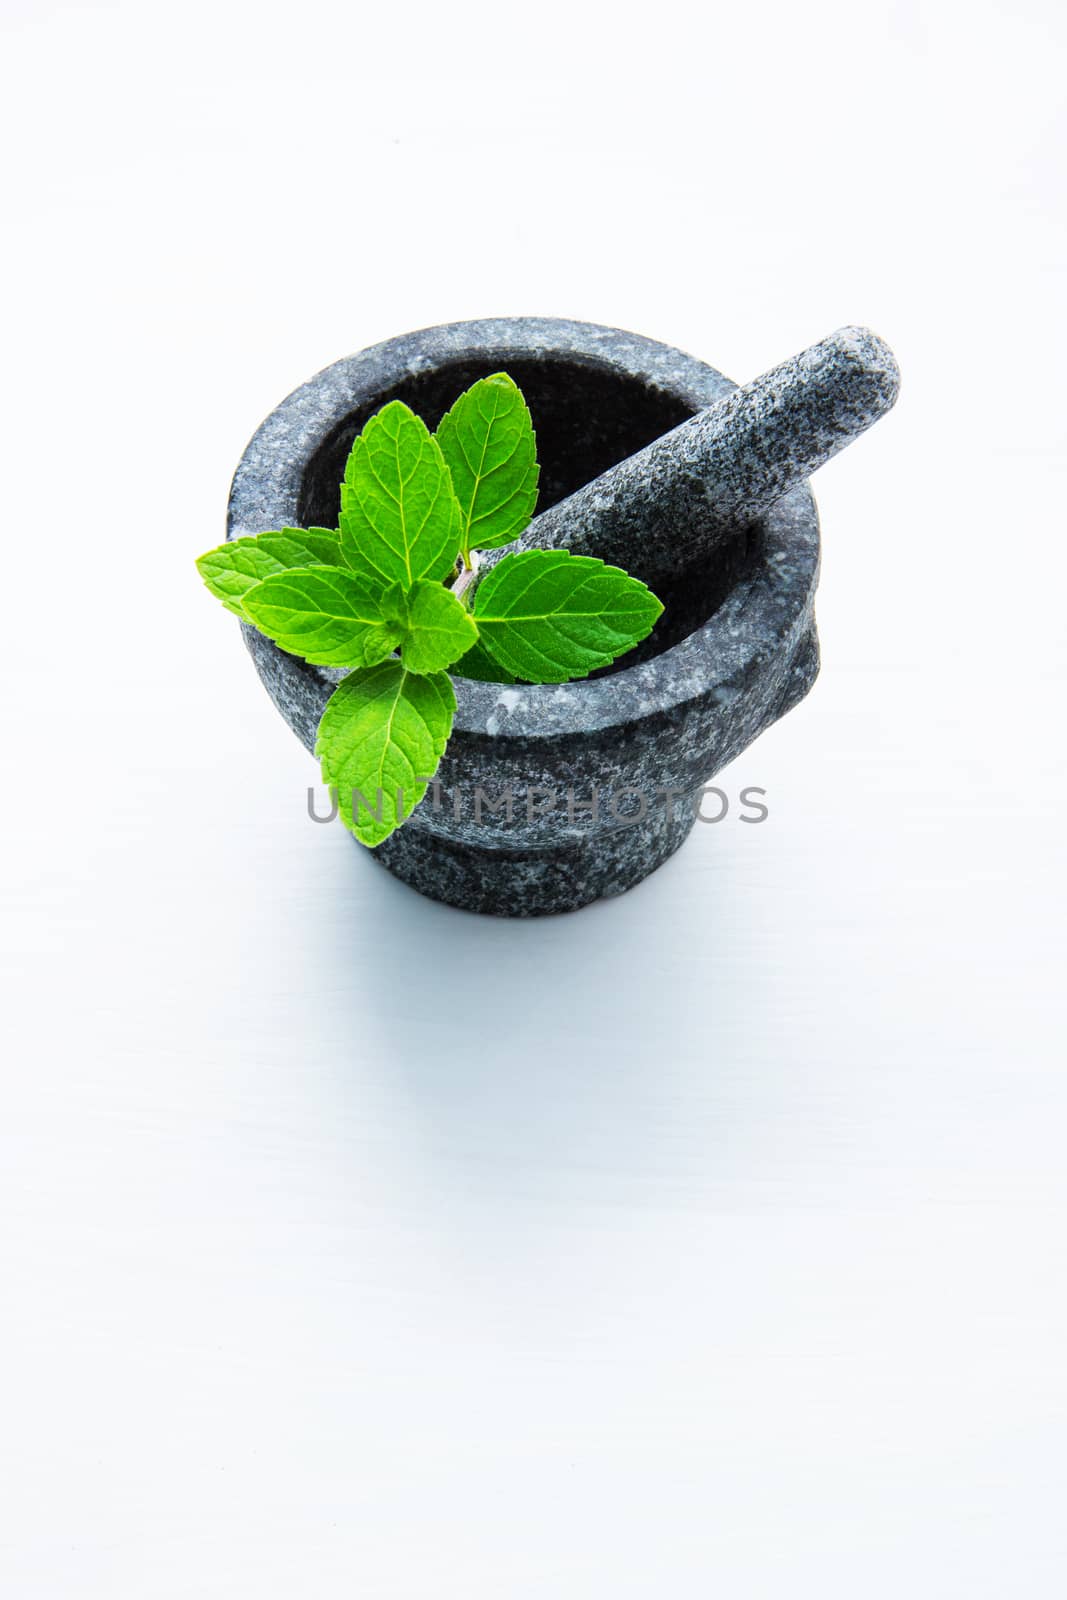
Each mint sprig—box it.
[197,377,663,847]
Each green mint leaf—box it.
[436,373,539,561]
[397,580,478,675]
[196,528,343,617]
[453,636,517,684]
[340,400,461,589]
[471,550,663,683]
[242,566,404,668]
[315,662,455,847]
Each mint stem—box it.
[450,556,479,604]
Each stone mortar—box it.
[226,317,821,916]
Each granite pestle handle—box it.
[487,326,900,588]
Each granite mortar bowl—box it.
[227,317,821,916]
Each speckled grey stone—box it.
[226,318,827,917]
[490,326,899,590]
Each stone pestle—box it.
[483,326,900,590]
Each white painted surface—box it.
[2,1,1064,1593]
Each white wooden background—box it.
[2,1,1064,1594]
